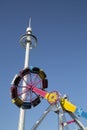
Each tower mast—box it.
[18,18,37,130]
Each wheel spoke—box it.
[18,87,28,96]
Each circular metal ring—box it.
[47,91,59,105]
[20,34,37,49]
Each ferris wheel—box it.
[10,66,49,109]
[10,67,87,130]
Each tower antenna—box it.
[29,17,31,28]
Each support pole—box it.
[18,18,37,130]
[68,112,86,130]
[31,105,52,130]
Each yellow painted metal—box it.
[12,98,23,107]
[38,70,46,79]
[44,92,49,99]
[46,92,58,104]
[60,98,77,113]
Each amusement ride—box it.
[10,19,87,130]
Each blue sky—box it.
[0,0,87,130]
